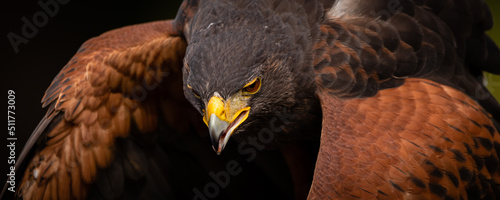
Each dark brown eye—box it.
[243,78,261,94]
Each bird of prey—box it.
[2,0,500,199]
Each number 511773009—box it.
[8,90,15,137]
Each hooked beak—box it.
[203,95,250,155]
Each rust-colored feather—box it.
[11,19,187,200]
[311,78,500,199]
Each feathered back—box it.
[313,0,500,115]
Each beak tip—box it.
[212,145,223,155]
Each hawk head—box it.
[182,1,320,154]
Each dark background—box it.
[1,0,499,197]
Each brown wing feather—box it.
[13,20,187,200]
[310,78,500,199]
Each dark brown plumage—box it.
[2,0,500,199]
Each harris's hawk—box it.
[2,0,500,199]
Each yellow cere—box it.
[204,96,226,124]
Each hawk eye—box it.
[242,78,261,94]
[187,84,201,99]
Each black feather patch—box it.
[430,167,444,178]
[475,137,493,150]
[448,125,465,134]
[428,183,447,197]
[390,181,405,192]
[429,145,444,153]
[463,143,473,155]
[484,155,499,175]
[472,155,484,170]
[378,190,389,196]
[411,177,426,189]
[482,124,496,137]
[449,149,466,163]
[445,171,459,188]
[458,167,473,182]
